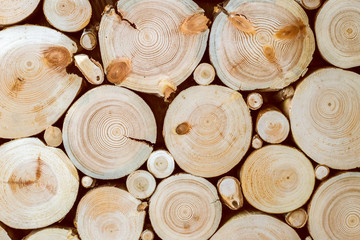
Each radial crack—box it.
[124,136,155,147]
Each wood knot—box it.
[176,122,191,135]
[106,58,132,84]
[180,13,210,35]
[43,46,72,69]
[273,19,306,40]
[228,13,256,34]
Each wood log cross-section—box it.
[23,227,79,240]
[0,0,41,26]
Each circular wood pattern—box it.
[308,172,360,240]
[126,170,156,199]
[290,68,360,169]
[147,150,175,179]
[240,145,315,213]
[99,0,209,93]
[315,0,360,68]
[0,138,79,229]
[209,0,315,90]
[63,85,157,179]
[0,25,82,139]
[75,186,145,240]
[149,174,222,240]
[0,0,40,26]
[163,85,252,177]
[24,227,79,240]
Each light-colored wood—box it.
[209,0,315,91]
[81,176,96,188]
[141,229,155,240]
[315,165,330,181]
[149,174,222,240]
[251,134,263,149]
[44,126,63,147]
[217,176,243,210]
[99,0,209,95]
[126,170,156,199]
[240,145,315,214]
[0,0,40,26]
[280,97,292,118]
[273,86,295,102]
[63,85,157,179]
[291,68,360,169]
[256,106,290,144]
[193,63,216,85]
[74,54,104,85]
[0,224,11,240]
[75,186,145,240]
[24,227,79,240]
[308,172,360,240]
[0,138,79,229]
[163,85,252,177]
[247,92,263,111]
[43,0,92,32]
[315,0,360,68]
[305,237,313,240]
[80,26,98,51]
[285,208,308,228]
[295,0,322,10]
[0,25,82,139]
[210,212,300,240]
[147,150,175,179]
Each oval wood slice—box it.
[24,227,79,240]
[0,0,40,26]
[0,25,82,139]
[290,68,360,169]
[43,0,92,32]
[308,172,360,240]
[63,85,157,179]
[149,174,222,240]
[75,186,145,240]
[0,138,79,229]
[209,0,314,91]
[211,212,300,240]
[240,145,315,214]
[315,0,360,68]
[163,85,252,177]
[99,0,209,94]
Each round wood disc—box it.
[290,68,360,169]
[163,85,252,177]
[75,186,145,240]
[211,212,300,240]
[99,0,209,93]
[308,172,360,240]
[63,85,157,179]
[240,145,315,214]
[0,0,40,26]
[0,25,82,139]
[24,227,79,240]
[0,138,79,229]
[315,0,360,68]
[209,0,314,90]
[149,174,222,240]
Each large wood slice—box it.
[24,227,79,240]
[209,0,315,91]
[149,174,222,240]
[163,85,252,177]
[0,138,79,229]
[240,145,315,214]
[0,25,82,139]
[211,212,300,240]
[99,0,209,94]
[315,0,360,68]
[291,68,360,169]
[308,172,360,240]
[75,186,145,240]
[0,0,40,26]
[63,85,157,179]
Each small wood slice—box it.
[209,0,315,90]
[63,85,157,179]
[99,0,209,94]
[308,172,360,240]
[193,63,216,85]
[147,150,175,179]
[290,68,360,169]
[0,138,79,229]
[24,227,79,240]
[295,0,322,10]
[163,85,252,177]
[315,165,330,181]
[0,25,82,139]
[285,208,308,228]
[44,126,63,147]
[149,174,222,240]
[0,0,40,26]
[126,170,156,199]
[210,212,300,240]
[240,145,315,214]
[75,186,145,240]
